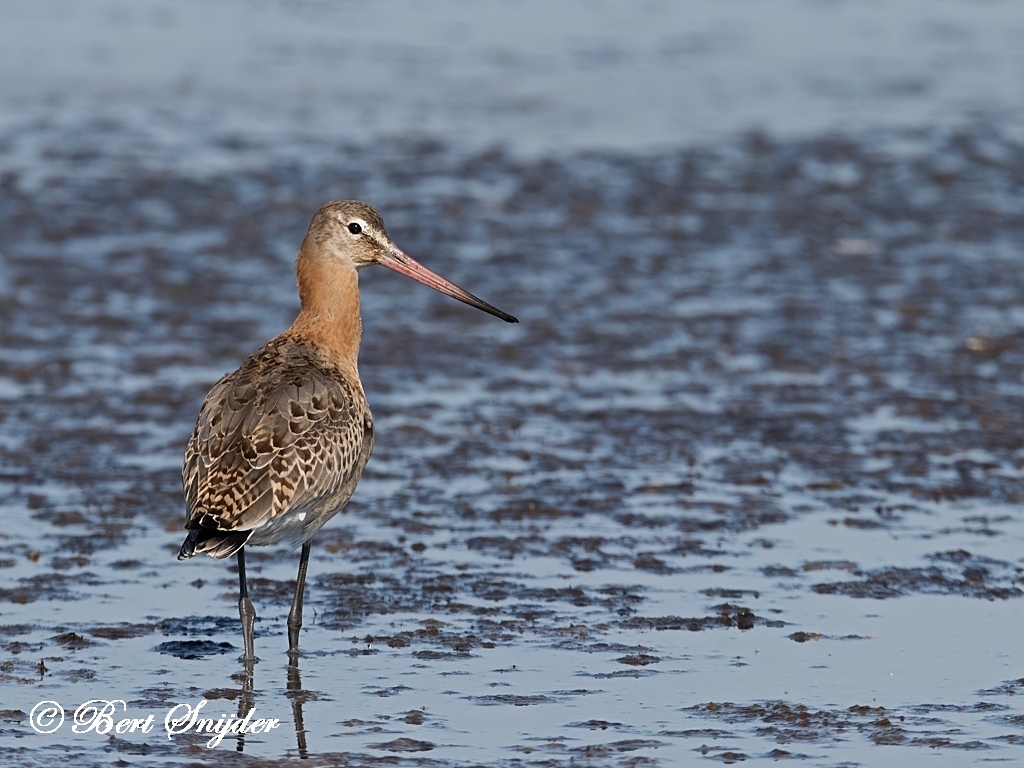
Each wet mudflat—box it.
[1,124,1024,766]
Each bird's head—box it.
[307,200,518,323]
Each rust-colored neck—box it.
[287,238,362,370]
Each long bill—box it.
[379,246,519,323]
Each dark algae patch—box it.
[686,701,993,749]
[367,737,435,752]
[154,640,236,660]
[812,550,1024,599]
[617,604,783,632]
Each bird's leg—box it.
[237,547,257,663]
[287,541,313,656]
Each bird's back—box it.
[178,334,373,559]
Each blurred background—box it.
[3,2,1024,766]
[2,0,1024,155]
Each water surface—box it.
[1,127,1023,765]
[2,2,1024,766]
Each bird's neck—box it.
[288,240,362,370]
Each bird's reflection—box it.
[230,652,311,757]
[234,658,256,753]
[286,656,310,759]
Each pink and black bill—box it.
[380,246,518,323]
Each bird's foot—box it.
[239,596,258,664]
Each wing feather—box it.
[179,337,372,558]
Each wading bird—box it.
[177,201,517,661]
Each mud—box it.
[0,121,1023,765]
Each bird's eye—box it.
[348,222,362,235]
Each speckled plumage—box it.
[178,335,373,560]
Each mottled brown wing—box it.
[180,339,371,556]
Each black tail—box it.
[177,527,251,560]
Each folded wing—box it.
[178,339,372,559]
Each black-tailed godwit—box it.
[177,200,516,661]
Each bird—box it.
[177,200,517,662]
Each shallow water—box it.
[3,1,1024,766]
[1,125,1023,766]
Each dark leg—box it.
[237,547,257,663]
[287,541,313,656]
